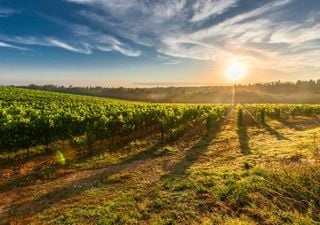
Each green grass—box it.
[1,111,320,224]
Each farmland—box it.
[0,87,320,224]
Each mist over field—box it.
[26,80,320,103]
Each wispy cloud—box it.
[0,41,26,50]
[0,7,19,17]
[191,0,239,22]
[157,54,180,65]
[66,0,307,70]
[48,39,92,54]
[0,32,140,56]
[0,36,91,54]
[72,27,141,56]
[2,0,320,77]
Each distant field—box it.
[0,87,320,224]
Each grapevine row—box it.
[0,87,228,153]
[241,104,320,124]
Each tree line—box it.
[16,79,320,103]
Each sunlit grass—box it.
[1,110,320,224]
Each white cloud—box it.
[68,0,187,20]
[3,0,320,76]
[270,23,320,44]
[189,0,293,41]
[71,26,142,57]
[48,39,92,54]
[156,0,320,74]
[0,32,141,57]
[65,0,320,76]
[110,44,140,57]
[191,0,239,22]
[0,41,26,50]
[95,35,141,57]
[72,0,189,48]
[0,36,91,54]
[67,0,297,64]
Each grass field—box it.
[1,105,319,225]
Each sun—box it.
[226,62,247,81]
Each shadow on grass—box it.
[262,122,290,141]
[163,112,229,176]
[0,167,58,192]
[0,130,161,192]
[165,131,217,176]
[237,122,250,155]
[74,126,161,164]
[0,138,160,193]
[1,121,201,223]
[276,117,317,131]
[1,141,164,223]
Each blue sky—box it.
[0,0,319,86]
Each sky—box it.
[0,0,319,87]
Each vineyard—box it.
[236,104,320,125]
[0,87,227,157]
[0,87,320,224]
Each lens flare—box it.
[56,150,66,165]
